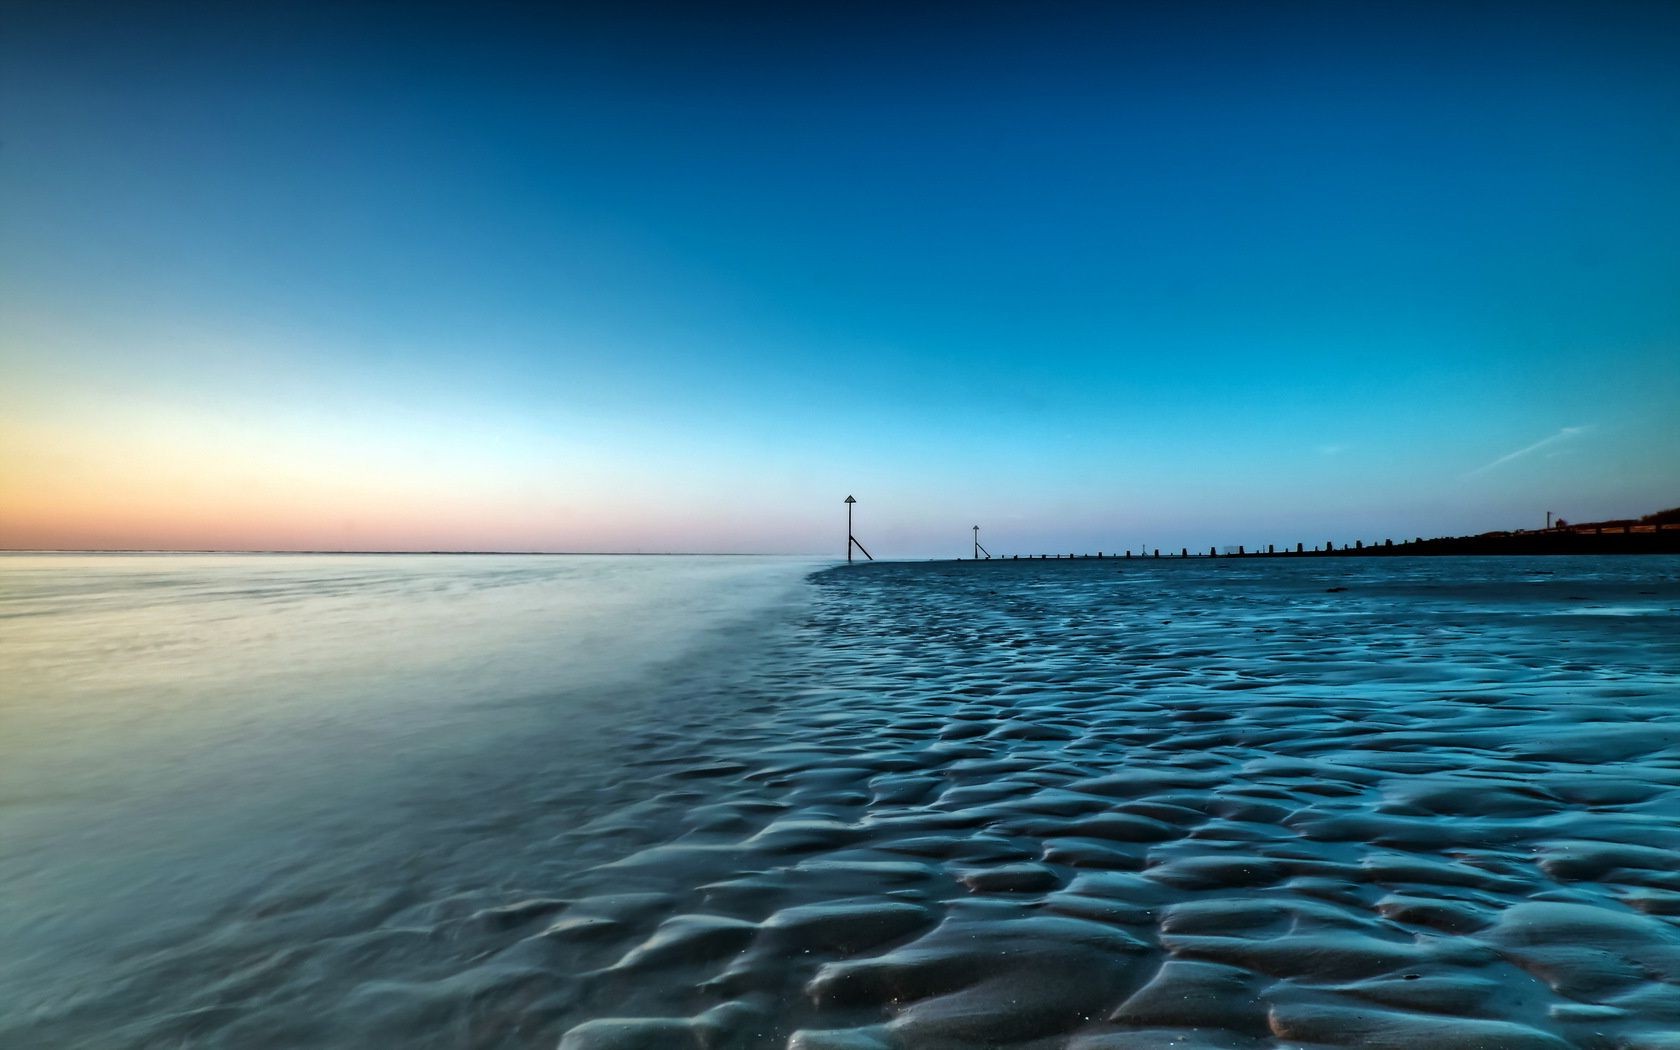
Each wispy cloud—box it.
[1465,425,1594,479]
[1316,443,1348,456]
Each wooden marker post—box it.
[845,495,873,563]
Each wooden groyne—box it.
[961,523,1680,561]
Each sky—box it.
[2,1,1677,556]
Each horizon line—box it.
[0,548,832,557]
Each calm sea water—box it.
[0,553,820,1042]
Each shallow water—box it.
[4,554,1680,1048]
[0,553,818,1046]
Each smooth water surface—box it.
[0,553,819,1045]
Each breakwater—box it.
[966,523,1680,561]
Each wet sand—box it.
[9,555,1680,1048]
[551,558,1680,1050]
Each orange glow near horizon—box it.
[1,409,598,552]
[0,406,831,553]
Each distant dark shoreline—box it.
[1242,528,1680,558]
[964,527,1680,561]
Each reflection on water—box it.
[0,553,819,1043]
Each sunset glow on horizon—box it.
[3,2,1677,557]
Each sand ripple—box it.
[547,560,1680,1049]
[17,557,1680,1048]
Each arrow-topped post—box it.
[844,495,873,563]
[846,495,856,563]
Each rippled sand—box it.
[13,556,1680,1048]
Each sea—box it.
[2,552,1678,1048]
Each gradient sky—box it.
[3,1,1677,556]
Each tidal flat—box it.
[4,554,1680,1048]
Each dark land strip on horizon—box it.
[957,521,1680,562]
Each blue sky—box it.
[2,1,1676,554]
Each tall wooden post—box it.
[846,495,856,563]
[843,496,873,563]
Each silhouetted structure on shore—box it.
[1300,524,1680,557]
[949,507,1680,561]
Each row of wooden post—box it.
[968,539,1402,560]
